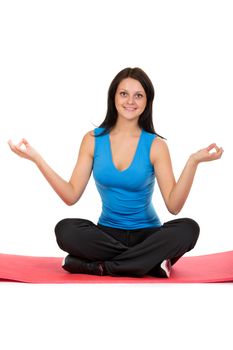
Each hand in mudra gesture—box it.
[8,138,40,163]
[192,143,224,165]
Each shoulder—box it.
[150,136,170,164]
[85,129,95,137]
[80,129,95,158]
[81,129,95,142]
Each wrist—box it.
[33,153,43,165]
[188,154,199,167]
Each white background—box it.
[0,1,232,349]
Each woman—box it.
[8,67,223,278]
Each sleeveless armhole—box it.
[93,128,97,161]
[93,127,105,161]
[146,132,157,167]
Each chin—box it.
[120,110,140,118]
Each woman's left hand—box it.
[191,143,224,165]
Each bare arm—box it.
[151,138,224,215]
[8,131,95,205]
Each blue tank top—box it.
[93,127,161,229]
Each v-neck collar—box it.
[108,129,144,173]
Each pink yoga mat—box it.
[0,250,233,283]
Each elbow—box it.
[170,210,180,216]
[166,198,182,215]
[167,207,181,215]
[63,197,79,206]
[65,201,75,206]
[61,185,82,206]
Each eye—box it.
[120,91,127,97]
[135,93,143,99]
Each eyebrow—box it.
[119,89,144,94]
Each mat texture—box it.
[0,250,233,283]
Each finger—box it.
[8,141,18,152]
[15,144,27,153]
[16,139,25,148]
[210,148,223,160]
[8,140,13,147]
[215,146,223,155]
[23,139,31,150]
[217,147,224,157]
[9,144,23,156]
[15,138,29,151]
[206,143,216,152]
[18,138,30,150]
[22,138,29,145]
[14,140,26,151]
[7,140,26,157]
[207,144,222,155]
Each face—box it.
[114,78,147,122]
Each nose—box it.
[126,95,135,104]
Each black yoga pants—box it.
[55,217,200,277]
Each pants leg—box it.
[104,218,200,277]
[55,217,200,277]
[55,218,128,261]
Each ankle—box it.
[98,262,108,276]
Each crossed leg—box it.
[55,218,200,277]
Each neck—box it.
[112,118,141,135]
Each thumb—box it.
[22,138,30,146]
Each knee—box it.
[55,218,70,237]
[183,217,200,235]
[180,217,200,246]
[54,218,92,250]
[54,219,71,248]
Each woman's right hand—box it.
[8,131,94,205]
[8,138,40,163]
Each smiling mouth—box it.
[124,107,137,111]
